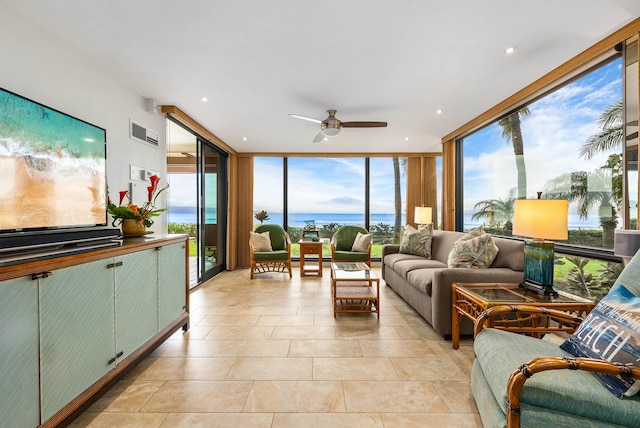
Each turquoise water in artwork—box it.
[0,89,105,159]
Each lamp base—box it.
[519,280,559,299]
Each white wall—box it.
[0,4,168,232]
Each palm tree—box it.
[579,101,623,159]
[499,108,531,199]
[544,157,621,247]
[471,188,517,233]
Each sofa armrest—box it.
[473,304,585,337]
[382,244,400,258]
[506,356,640,428]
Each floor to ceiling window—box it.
[456,49,627,301]
[166,119,228,287]
[253,156,410,259]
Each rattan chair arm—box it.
[506,356,640,428]
[474,304,584,336]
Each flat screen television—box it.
[0,88,115,253]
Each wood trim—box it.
[441,138,455,231]
[238,152,441,158]
[442,17,640,143]
[235,157,253,268]
[160,105,238,155]
[406,157,422,226]
[226,153,238,269]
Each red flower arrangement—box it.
[107,175,168,227]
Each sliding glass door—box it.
[167,119,227,287]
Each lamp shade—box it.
[614,230,640,258]
[513,199,568,240]
[414,206,433,225]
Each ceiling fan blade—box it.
[342,121,388,128]
[313,131,327,143]
[289,113,322,124]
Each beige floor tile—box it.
[213,339,291,357]
[391,357,468,381]
[197,314,260,326]
[381,412,483,428]
[84,380,163,412]
[140,381,252,412]
[272,413,384,428]
[359,339,447,357]
[288,339,363,357]
[243,380,345,412]
[149,338,222,358]
[166,326,214,340]
[160,412,274,427]
[313,357,398,380]
[343,380,450,413]
[68,412,168,428]
[433,380,480,413]
[204,326,275,340]
[334,325,402,340]
[244,305,300,315]
[271,325,336,339]
[255,314,316,326]
[134,357,236,381]
[226,357,313,380]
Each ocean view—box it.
[168,210,603,230]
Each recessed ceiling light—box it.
[504,46,517,55]
[201,96,208,102]
[242,137,247,141]
[404,137,410,141]
[436,109,443,114]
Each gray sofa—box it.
[382,229,525,338]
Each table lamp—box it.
[513,193,568,297]
[614,230,640,267]
[414,206,433,226]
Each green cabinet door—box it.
[39,259,115,422]
[158,241,187,328]
[114,250,158,362]
[0,276,40,428]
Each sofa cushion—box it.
[250,231,272,252]
[447,228,499,268]
[490,237,525,271]
[475,328,640,427]
[393,258,447,280]
[559,284,640,398]
[406,268,436,295]
[399,224,433,258]
[351,232,372,252]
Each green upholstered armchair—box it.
[330,225,371,267]
[250,224,292,279]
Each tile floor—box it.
[70,265,482,428]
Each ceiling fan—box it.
[289,109,387,143]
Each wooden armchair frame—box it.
[475,305,640,428]
[250,228,292,279]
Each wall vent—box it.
[130,119,159,147]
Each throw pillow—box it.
[351,232,373,252]
[250,231,272,252]
[447,228,499,268]
[399,223,433,258]
[560,284,640,398]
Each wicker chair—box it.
[330,225,371,267]
[250,224,292,279]
[471,249,640,428]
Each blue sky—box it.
[462,57,625,224]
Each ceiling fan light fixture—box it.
[321,124,341,137]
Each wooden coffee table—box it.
[298,239,324,276]
[451,282,595,349]
[331,263,380,318]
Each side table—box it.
[298,240,324,276]
[452,282,595,350]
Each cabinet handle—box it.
[108,356,116,365]
[31,271,53,280]
[116,351,124,358]
[107,261,124,269]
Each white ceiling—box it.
[4,0,640,154]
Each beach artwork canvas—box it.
[0,89,107,231]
